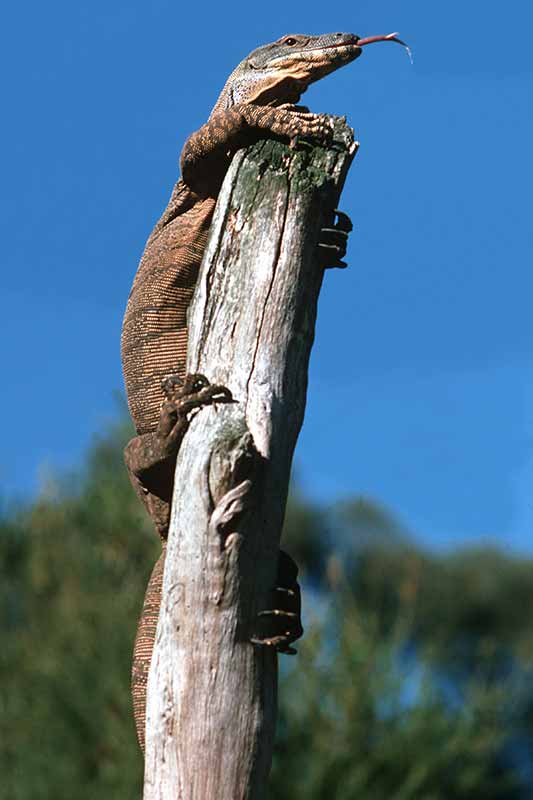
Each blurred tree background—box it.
[2,415,533,799]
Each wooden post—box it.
[143,118,358,800]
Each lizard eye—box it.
[284,37,297,46]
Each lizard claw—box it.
[161,372,210,399]
[317,209,353,269]
[156,372,235,452]
[162,372,234,406]
[333,209,353,233]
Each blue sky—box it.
[2,0,532,551]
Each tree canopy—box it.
[2,416,532,797]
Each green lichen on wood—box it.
[235,115,355,212]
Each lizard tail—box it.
[131,546,166,753]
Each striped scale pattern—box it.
[121,181,216,435]
[130,547,165,753]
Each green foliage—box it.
[282,485,330,580]
[1,419,156,799]
[1,416,532,797]
[346,540,533,678]
[270,592,518,799]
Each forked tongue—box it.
[357,32,413,63]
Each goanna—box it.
[122,31,384,752]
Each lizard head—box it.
[214,32,408,111]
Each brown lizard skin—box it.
[122,32,364,752]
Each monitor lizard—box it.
[121,30,403,751]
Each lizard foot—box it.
[156,372,235,457]
[286,111,334,148]
[317,209,353,269]
[162,372,234,412]
[250,550,303,655]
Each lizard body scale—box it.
[121,32,366,752]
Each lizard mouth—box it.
[305,32,411,60]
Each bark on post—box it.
[143,118,358,800]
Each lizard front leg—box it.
[180,104,334,195]
[125,373,234,537]
[180,106,351,270]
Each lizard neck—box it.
[210,68,303,115]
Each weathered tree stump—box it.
[143,118,358,800]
